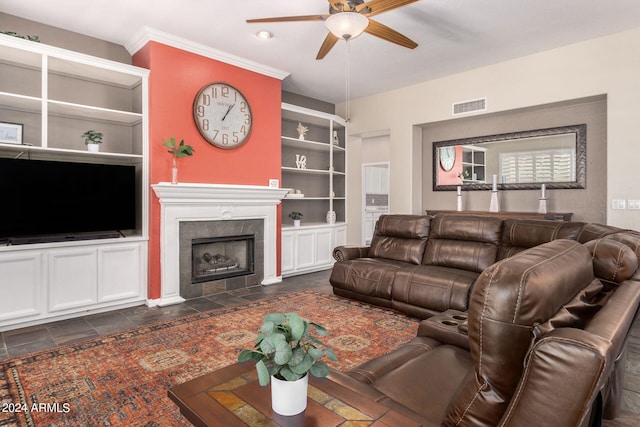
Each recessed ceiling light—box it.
[255,30,273,40]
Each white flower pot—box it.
[293,219,301,228]
[270,374,308,416]
[87,143,100,152]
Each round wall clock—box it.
[193,82,253,149]
[439,146,455,171]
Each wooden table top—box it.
[168,361,419,426]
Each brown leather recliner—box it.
[328,238,640,426]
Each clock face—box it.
[439,146,455,171]
[193,82,253,149]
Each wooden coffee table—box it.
[168,361,419,426]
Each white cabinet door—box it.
[335,225,347,247]
[315,229,333,266]
[0,251,43,321]
[48,247,98,312]
[296,231,316,269]
[281,230,295,274]
[281,225,347,277]
[98,243,143,303]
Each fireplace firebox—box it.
[192,234,255,283]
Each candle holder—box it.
[489,190,500,212]
[538,198,547,214]
[456,186,462,211]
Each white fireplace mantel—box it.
[151,182,289,306]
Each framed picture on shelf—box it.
[0,122,23,144]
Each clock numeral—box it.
[213,86,230,99]
[244,114,251,125]
[222,133,229,145]
[202,119,209,131]
[232,132,239,143]
[240,101,246,112]
[196,105,205,117]
[240,125,247,135]
[201,94,210,106]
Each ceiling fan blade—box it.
[365,19,418,49]
[329,0,352,12]
[246,14,329,23]
[357,0,421,17]
[316,32,340,60]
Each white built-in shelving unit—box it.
[0,34,149,330]
[280,103,347,277]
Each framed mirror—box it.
[433,124,586,191]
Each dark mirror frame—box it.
[432,124,586,191]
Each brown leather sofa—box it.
[329,238,640,426]
[328,214,640,426]
[331,214,625,318]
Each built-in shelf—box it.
[0,33,150,331]
[280,102,347,277]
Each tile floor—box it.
[0,270,332,360]
[1,269,640,425]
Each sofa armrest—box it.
[417,310,470,350]
[333,245,369,262]
[499,328,610,427]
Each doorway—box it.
[362,162,389,245]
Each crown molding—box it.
[125,27,289,80]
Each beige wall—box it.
[422,96,607,223]
[339,27,640,243]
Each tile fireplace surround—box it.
[151,182,289,306]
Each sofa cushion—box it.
[423,215,502,272]
[348,337,473,425]
[498,219,584,259]
[369,215,431,264]
[444,239,596,427]
[602,231,640,281]
[584,238,638,284]
[329,258,408,302]
[576,222,623,243]
[391,265,479,315]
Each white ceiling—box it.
[3,0,640,104]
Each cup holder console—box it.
[441,320,459,326]
[417,309,470,350]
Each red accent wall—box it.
[133,41,282,300]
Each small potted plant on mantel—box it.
[81,130,103,152]
[238,312,338,416]
[288,211,303,227]
[163,136,194,184]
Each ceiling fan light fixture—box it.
[325,12,369,40]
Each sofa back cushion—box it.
[444,239,595,427]
[576,222,623,243]
[498,219,584,260]
[422,215,502,273]
[369,215,431,264]
[584,237,639,285]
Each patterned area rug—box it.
[0,291,418,426]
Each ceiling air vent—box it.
[452,98,487,115]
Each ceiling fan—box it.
[247,0,420,60]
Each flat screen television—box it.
[0,157,136,243]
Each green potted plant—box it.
[238,312,338,416]
[81,130,103,152]
[163,136,194,184]
[288,211,303,227]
